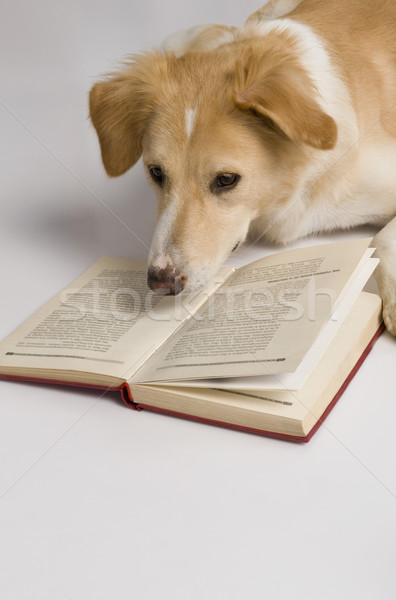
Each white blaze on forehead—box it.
[148,197,178,265]
[185,107,197,140]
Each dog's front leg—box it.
[373,218,396,336]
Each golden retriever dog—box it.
[89,0,396,334]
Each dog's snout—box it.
[148,266,188,295]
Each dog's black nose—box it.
[147,266,188,295]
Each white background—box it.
[1,1,395,598]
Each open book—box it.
[0,238,383,441]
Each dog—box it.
[89,0,396,335]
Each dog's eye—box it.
[212,173,240,193]
[149,166,164,186]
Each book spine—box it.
[120,383,142,411]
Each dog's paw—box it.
[376,277,396,336]
[372,225,396,336]
[382,296,396,336]
[373,269,396,335]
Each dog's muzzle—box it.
[147,265,188,295]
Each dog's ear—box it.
[89,53,165,177]
[234,51,337,150]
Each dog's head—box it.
[89,36,337,294]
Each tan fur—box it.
[89,53,168,176]
[233,41,337,150]
[90,0,396,333]
[289,0,396,136]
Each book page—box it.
[150,254,378,391]
[132,238,372,383]
[0,258,233,381]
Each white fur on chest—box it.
[256,139,396,245]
